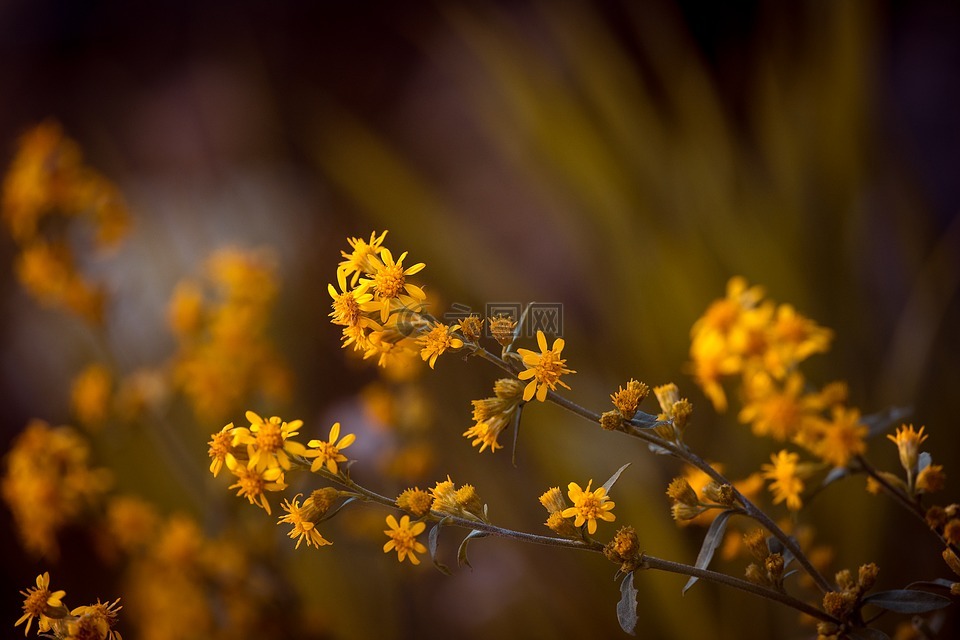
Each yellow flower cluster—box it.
[1,121,130,323]
[110,507,287,640]
[540,481,617,537]
[1,420,111,558]
[169,248,292,422]
[463,377,525,453]
[688,277,832,413]
[690,279,871,509]
[331,230,443,367]
[15,571,122,640]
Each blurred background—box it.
[2,0,959,638]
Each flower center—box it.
[256,422,283,454]
[332,293,361,326]
[374,265,405,299]
[22,589,49,617]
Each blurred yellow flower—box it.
[761,450,808,511]
[70,363,113,430]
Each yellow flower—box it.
[802,407,867,468]
[383,514,428,565]
[105,495,160,553]
[207,423,239,478]
[687,330,739,412]
[340,230,388,286]
[738,371,824,441]
[15,572,67,636]
[237,411,308,472]
[364,247,427,322]
[70,363,112,430]
[278,494,334,549]
[767,303,833,373]
[610,379,649,419]
[418,322,464,368]
[307,422,356,474]
[228,465,286,515]
[463,378,525,453]
[916,464,946,494]
[430,476,459,514]
[516,330,576,402]
[69,598,123,640]
[887,424,928,474]
[761,450,809,511]
[561,480,616,535]
[396,487,434,517]
[328,267,376,327]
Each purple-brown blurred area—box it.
[2,1,960,638]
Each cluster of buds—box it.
[652,383,693,442]
[430,476,486,521]
[817,564,880,639]
[601,379,651,432]
[539,487,579,537]
[604,526,644,573]
[743,529,786,591]
[666,476,736,522]
[463,378,525,453]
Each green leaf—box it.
[457,530,489,569]
[683,510,733,594]
[862,589,952,614]
[428,520,453,576]
[616,571,638,635]
[602,463,631,494]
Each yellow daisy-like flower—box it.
[760,450,807,511]
[418,322,464,368]
[278,493,334,549]
[516,330,576,402]
[383,514,428,565]
[207,423,239,478]
[365,248,426,322]
[228,464,286,515]
[69,598,123,640]
[307,422,356,475]
[738,371,824,441]
[340,230,388,286]
[561,480,616,535]
[237,411,308,472]
[15,572,67,636]
[804,407,867,469]
[328,267,376,328]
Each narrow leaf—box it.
[616,571,638,635]
[820,466,849,488]
[917,451,932,474]
[647,442,671,456]
[683,510,733,594]
[428,520,452,576]
[602,463,631,494]
[317,496,357,523]
[905,579,956,591]
[457,530,489,569]
[862,589,952,614]
[629,411,663,429]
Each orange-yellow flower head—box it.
[383,514,428,565]
[307,422,356,475]
[516,330,575,402]
[561,480,616,535]
[887,424,928,474]
[15,572,67,636]
[418,322,464,369]
[760,450,810,511]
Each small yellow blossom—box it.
[70,363,112,429]
[488,314,517,346]
[228,465,286,515]
[307,422,356,475]
[611,379,649,419]
[278,494,334,549]
[430,476,459,514]
[207,423,239,478]
[237,411,308,472]
[418,322,464,368]
[69,598,123,640]
[328,267,376,328]
[396,487,433,517]
[517,330,575,402]
[340,230,388,286]
[383,514,428,565]
[738,371,823,441]
[802,407,867,468]
[15,572,67,636]
[364,247,427,323]
[887,424,928,474]
[463,378,524,453]
[917,464,946,494]
[539,487,567,514]
[761,450,808,511]
[561,480,616,535]
[459,315,484,341]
